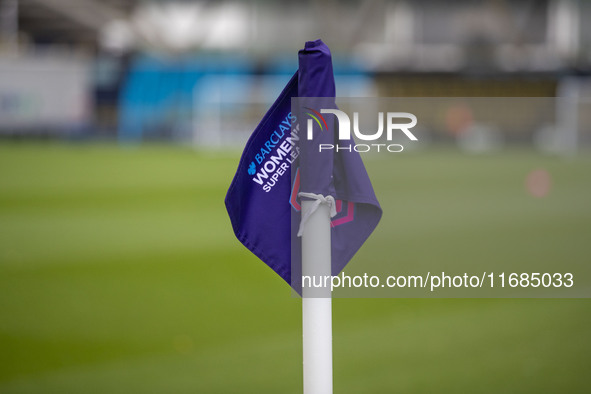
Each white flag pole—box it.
[301,200,333,394]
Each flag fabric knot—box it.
[296,193,337,237]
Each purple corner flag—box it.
[225,39,381,288]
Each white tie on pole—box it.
[300,199,333,394]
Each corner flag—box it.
[225,39,381,288]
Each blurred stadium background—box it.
[1,0,590,393]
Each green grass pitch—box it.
[0,143,590,393]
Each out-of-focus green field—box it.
[0,143,590,393]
